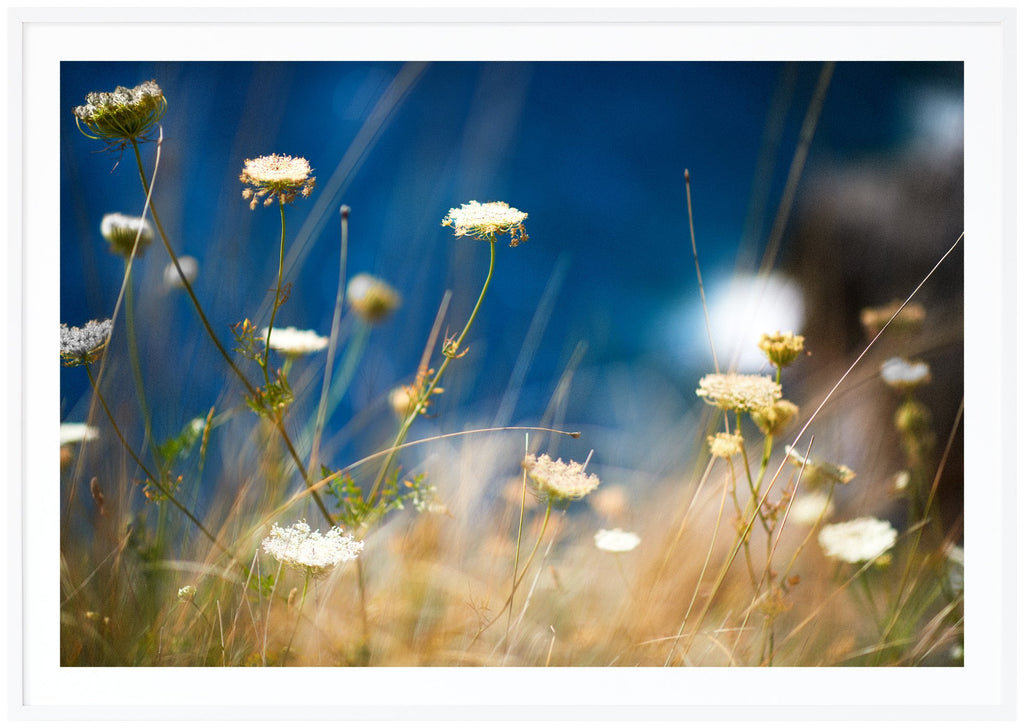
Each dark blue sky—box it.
[60,61,963,459]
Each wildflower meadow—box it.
[58,61,965,669]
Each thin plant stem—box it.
[261,198,288,387]
[282,571,311,667]
[367,234,497,507]
[84,364,233,561]
[507,435,530,640]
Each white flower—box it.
[60,422,99,446]
[880,357,931,389]
[441,200,528,246]
[818,517,897,564]
[708,432,743,459]
[787,491,834,526]
[163,256,198,289]
[260,326,329,356]
[346,273,402,323]
[696,373,782,413]
[523,453,599,503]
[101,212,154,257]
[262,520,363,577]
[594,528,641,553]
[240,154,316,209]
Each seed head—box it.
[73,80,167,150]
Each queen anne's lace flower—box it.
[73,80,167,149]
[346,273,402,323]
[785,446,856,486]
[260,326,329,356]
[708,432,743,459]
[60,319,113,367]
[594,528,641,553]
[787,491,834,526]
[441,200,528,246]
[262,520,363,577]
[101,212,154,258]
[758,331,805,368]
[164,256,198,289]
[818,517,897,563]
[523,453,599,503]
[240,154,316,209]
[696,373,781,413]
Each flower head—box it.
[442,200,528,247]
[101,212,154,258]
[262,520,364,578]
[60,422,99,446]
[523,453,599,503]
[594,528,641,553]
[818,517,897,564]
[177,585,197,603]
[785,446,856,486]
[240,154,316,209]
[260,326,329,357]
[60,319,113,367]
[73,80,166,150]
[860,300,926,339]
[696,373,782,413]
[163,256,199,289]
[346,273,402,323]
[751,399,799,437]
[758,331,805,368]
[707,432,743,459]
[880,356,931,391]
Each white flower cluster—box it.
[818,517,897,564]
[262,520,364,578]
[696,373,782,413]
[260,326,329,356]
[880,356,931,389]
[523,453,599,503]
[60,422,99,446]
[101,212,154,257]
[441,200,528,246]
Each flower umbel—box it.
[785,446,856,486]
[441,200,528,246]
[60,319,113,367]
[346,273,402,323]
[260,326,329,357]
[240,154,316,209]
[523,453,599,503]
[818,517,897,564]
[696,373,782,413]
[594,528,641,553]
[708,432,744,459]
[758,331,805,368]
[73,80,166,150]
[60,422,99,446]
[101,212,154,258]
[880,356,931,391]
[262,520,364,578]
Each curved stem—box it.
[367,235,497,507]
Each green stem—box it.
[123,262,157,465]
[85,364,233,560]
[129,140,332,525]
[367,235,497,507]
[262,199,288,387]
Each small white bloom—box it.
[346,273,402,323]
[60,422,99,446]
[262,520,363,578]
[818,517,897,564]
[594,528,641,553]
[101,212,154,257]
[880,356,931,389]
[260,326,329,356]
[787,491,834,526]
[163,256,199,289]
